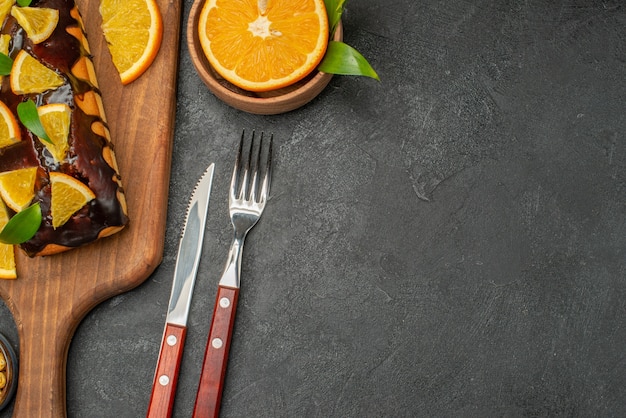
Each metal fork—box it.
[193,130,272,418]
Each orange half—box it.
[198,0,329,92]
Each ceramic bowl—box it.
[187,0,343,115]
[0,333,17,411]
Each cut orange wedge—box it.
[0,33,9,55]
[0,244,16,279]
[10,50,64,95]
[0,0,13,27]
[198,0,329,92]
[11,6,59,44]
[0,100,20,149]
[0,166,37,212]
[0,33,9,85]
[38,103,71,163]
[49,172,95,229]
[0,199,16,280]
[99,0,163,85]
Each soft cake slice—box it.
[0,0,128,257]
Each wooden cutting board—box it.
[0,0,182,416]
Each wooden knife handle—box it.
[146,323,187,418]
[193,286,239,418]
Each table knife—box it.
[147,163,215,418]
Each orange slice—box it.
[0,33,8,54]
[0,100,20,148]
[99,0,163,85]
[0,33,10,85]
[0,261,13,281]
[10,6,59,44]
[0,0,13,27]
[0,208,16,280]
[0,166,37,212]
[0,243,15,279]
[49,172,95,229]
[0,33,9,54]
[198,0,329,92]
[0,199,16,280]
[37,103,71,163]
[10,50,64,94]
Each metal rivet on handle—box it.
[212,338,223,349]
[166,335,178,346]
[219,297,230,308]
[159,375,170,386]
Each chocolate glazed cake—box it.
[0,0,128,257]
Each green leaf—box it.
[17,0,32,6]
[0,203,42,245]
[318,41,380,80]
[17,99,52,144]
[324,0,345,35]
[0,53,12,76]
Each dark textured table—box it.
[2,0,625,416]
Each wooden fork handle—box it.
[193,286,239,418]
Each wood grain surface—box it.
[0,0,182,416]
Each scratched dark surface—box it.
[1,0,625,416]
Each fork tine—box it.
[239,131,254,200]
[232,130,272,204]
[230,131,244,202]
[259,134,272,204]
[249,132,264,203]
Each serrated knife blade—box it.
[147,163,215,418]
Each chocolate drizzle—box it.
[0,0,128,257]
